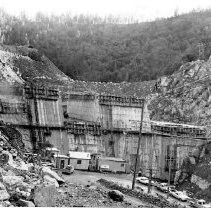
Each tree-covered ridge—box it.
[1,9,211,82]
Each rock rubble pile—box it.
[56,182,139,207]
[98,178,181,208]
[0,139,64,207]
[0,138,144,208]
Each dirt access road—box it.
[62,170,150,207]
[62,170,190,207]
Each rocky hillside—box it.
[148,56,211,129]
[175,142,211,202]
[0,44,73,87]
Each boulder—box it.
[178,172,188,183]
[43,175,59,188]
[0,182,10,201]
[191,174,210,190]
[192,148,201,159]
[0,153,9,166]
[2,169,16,177]
[34,184,58,207]
[7,152,28,171]
[189,157,196,165]
[88,185,97,190]
[16,188,31,198]
[3,175,24,189]
[17,181,30,191]
[0,200,12,207]
[41,167,65,184]
[17,199,35,207]
[174,170,181,185]
[108,190,124,202]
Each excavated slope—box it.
[0,44,73,87]
[0,44,156,98]
[148,58,211,130]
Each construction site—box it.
[0,44,211,207]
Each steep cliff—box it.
[148,57,211,129]
[147,58,211,201]
[174,142,211,202]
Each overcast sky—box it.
[0,0,211,21]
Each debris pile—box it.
[55,183,139,207]
[98,178,180,208]
[67,79,155,98]
[0,139,64,207]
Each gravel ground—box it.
[57,171,151,207]
[62,170,189,207]
[56,183,142,207]
[62,170,133,186]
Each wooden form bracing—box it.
[98,94,144,107]
[64,121,101,136]
[0,101,27,114]
[24,85,59,100]
[62,93,95,101]
[0,121,25,154]
[151,124,206,138]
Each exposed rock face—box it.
[0,137,66,207]
[0,44,73,87]
[0,182,10,201]
[43,175,59,188]
[176,142,211,201]
[2,175,24,189]
[148,59,211,129]
[191,174,210,190]
[175,143,207,185]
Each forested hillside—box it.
[1,9,211,82]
